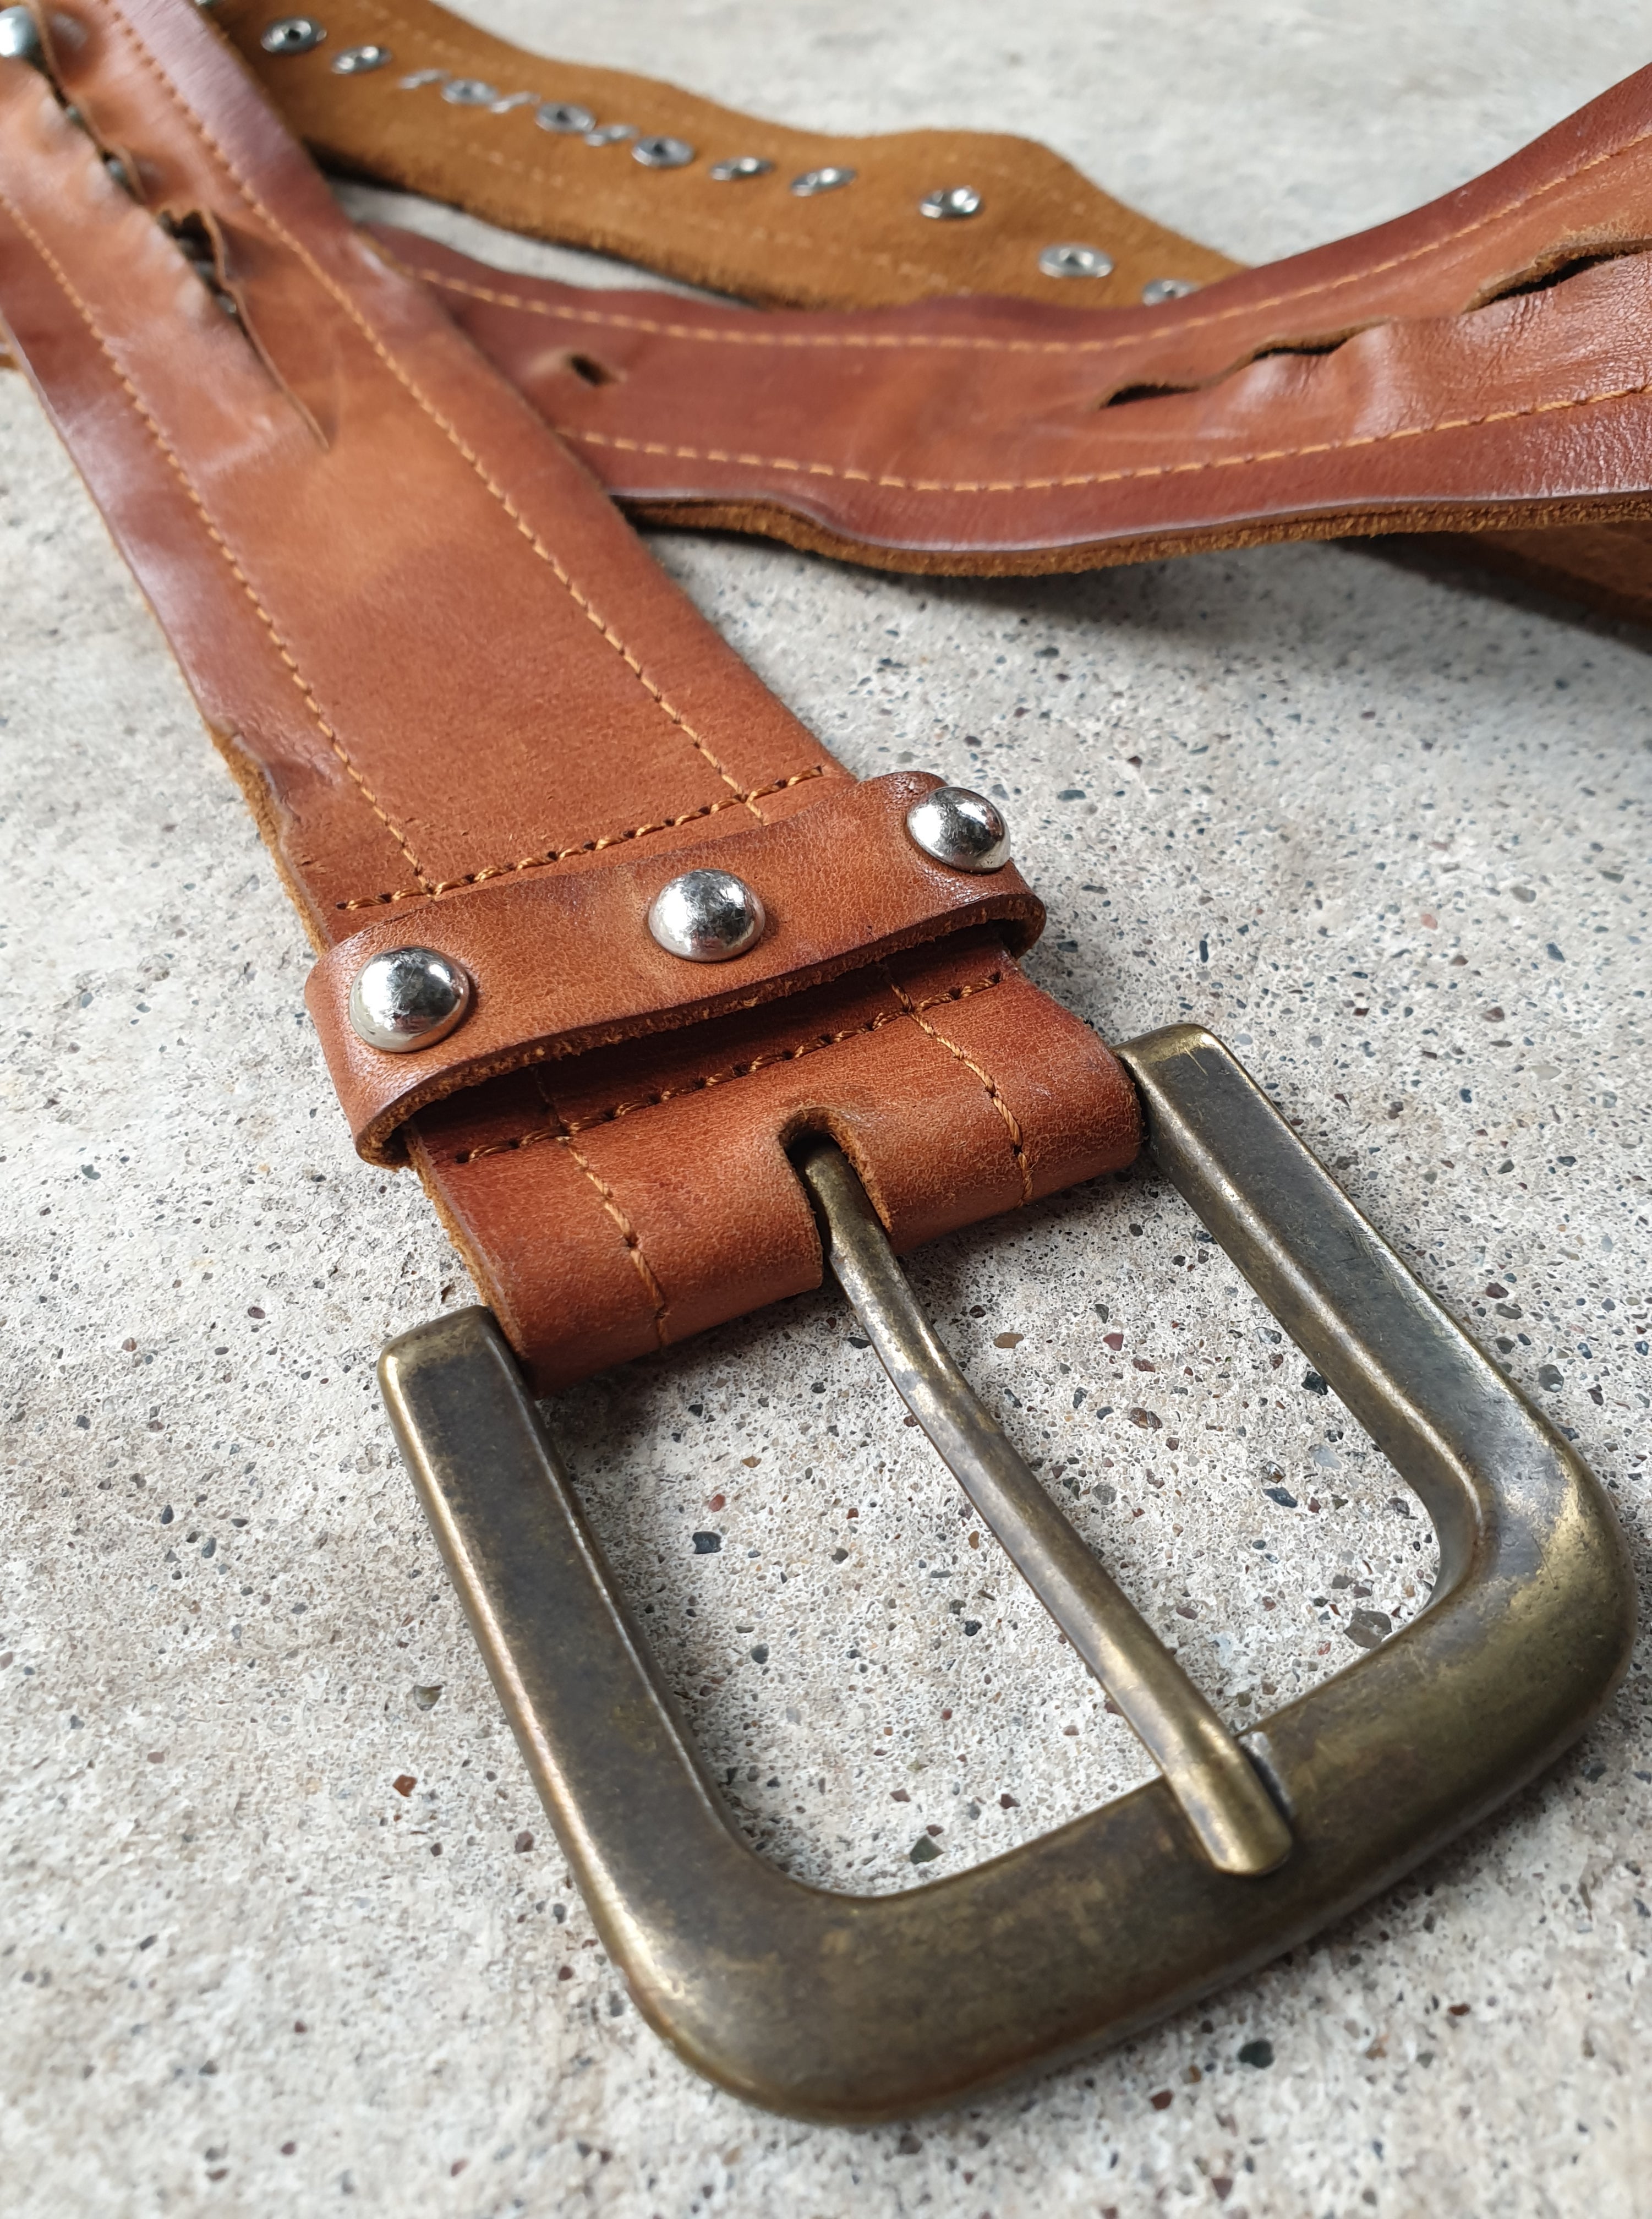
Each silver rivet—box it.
[920,184,982,221]
[1142,276,1200,304]
[633,134,694,169]
[709,154,774,182]
[791,165,855,196]
[441,76,497,106]
[259,15,325,55]
[905,786,1011,874]
[348,947,473,1054]
[1038,242,1114,280]
[647,871,766,963]
[331,41,390,73]
[489,90,538,113]
[0,6,43,63]
[535,99,594,133]
[584,121,637,146]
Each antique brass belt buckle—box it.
[379,1027,1634,2122]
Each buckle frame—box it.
[378,1026,1634,2122]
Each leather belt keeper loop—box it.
[309,772,1046,1163]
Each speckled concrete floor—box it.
[2,4,1649,2215]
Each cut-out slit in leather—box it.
[1465,235,1652,309]
[1097,243,1652,413]
[1100,335,1358,409]
[565,350,619,387]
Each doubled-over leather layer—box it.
[363,59,1652,575]
[0,0,1141,1389]
[308,772,1045,1163]
[216,0,1238,311]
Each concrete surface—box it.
[2,3,1649,2214]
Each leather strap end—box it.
[307,773,1045,1163]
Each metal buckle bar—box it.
[378,1025,1634,2122]
[794,1136,1291,1878]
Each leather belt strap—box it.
[366,168,1652,576]
[0,0,1140,1390]
[216,0,1652,624]
[215,0,1239,310]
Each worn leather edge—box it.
[308,772,1044,1163]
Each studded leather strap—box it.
[214,0,1239,310]
[216,0,1652,626]
[0,0,1141,1389]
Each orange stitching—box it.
[531,1075,669,1343]
[555,360,1652,494]
[392,252,1151,352]
[333,767,828,909]
[450,972,1005,1163]
[887,970,1031,1203]
[385,103,1652,359]
[0,177,437,892]
[101,4,770,823]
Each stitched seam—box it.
[104,4,768,822]
[0,179,437,890]
[451,971,1005,1163]
[353,0,975,289]
[550,1127,670,1342]
[334,766,828,908]
[385,107,1652,357]
[394,252,1185,352]
[886,970,1030,1203]
[554,367,1652,494]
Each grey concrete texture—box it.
[1,2,1649,2214]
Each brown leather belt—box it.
[0,0,1136,1393]
[216,0,1652,622]
[0,0,1634,2123]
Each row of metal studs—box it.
[256,17,1201,297]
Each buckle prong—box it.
[795,1136,1292,1877]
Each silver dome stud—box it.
[920,185,982,221]
[331,41,391,73]
[1038,242,1114,280]
[0,6,44,64]
[647,870,766,963]
[791,166,856,196]
[535,100,595,133]
[441,76,497,105]
[259,15,326,54]
[1142,276,1200,304]
[709,154,774,182]
[348,947,473,1053]
[905,786,1011,874]
[633,134,695,168]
